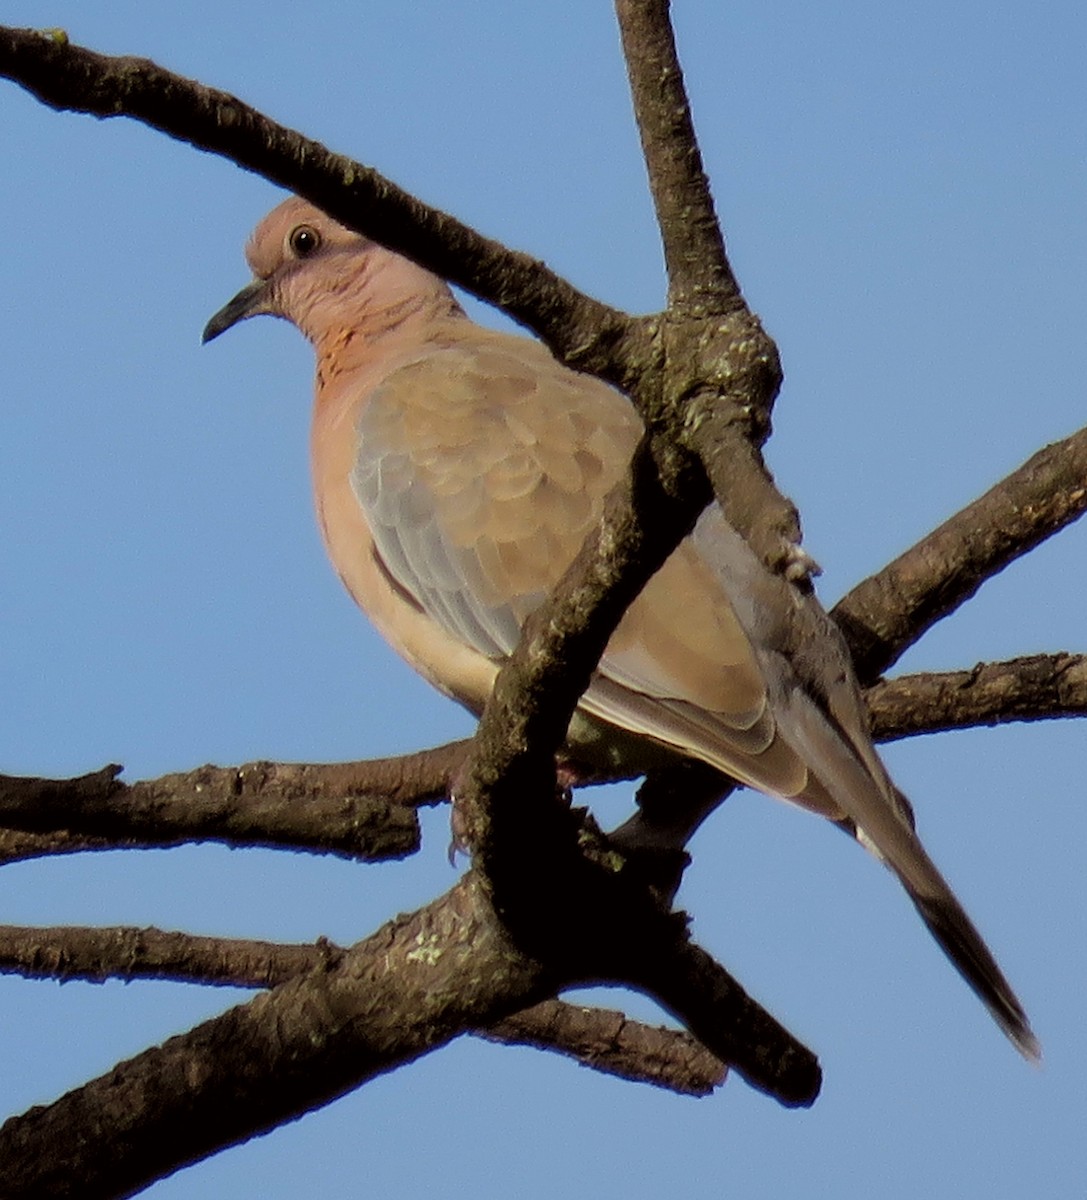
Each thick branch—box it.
[0,749,476,862]
[379,424,822,1105]
[0,924,724,1096]
[0,827,115,867]
[0,874,805,1196]
[0,26,642,380]
[868,653,1087,742]
[442,435,815,1091]
[0,877,551,1199]
[628,936,816,1103]
[615,0,738,311]
[834,427,1087,682]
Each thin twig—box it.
[615,0,739,311]
[868,653,1087,742]
[834,426,1087,682]
[484,998,726,1097]
[0,923,333,989]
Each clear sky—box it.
[1,3,1085,1196]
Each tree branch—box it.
[613,1,809,580]
[628,936,816,1103]
[443,439,807,1093]
[7,12,1064,1171]
[483,998,726,1097]
[0,874,807,1197]
[867,653,1087,742]
[0,923,725,1097]
[615,0,739,311]
[10,646,1084,867]
[0,25,643,381]
[0,877,548,1199]
[0,23,809,593]
[0,922,330,989]
[834,426,1087,682]
[0,748,475,863]
[0,826,116,867]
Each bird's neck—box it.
[310,279,463,373]
[304,249,460,362]
[312,305,461,392]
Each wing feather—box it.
[350,340,799,791]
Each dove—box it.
[204,196,1038,1058]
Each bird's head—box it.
[203,197,457,347]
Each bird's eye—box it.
[288,225,321,258]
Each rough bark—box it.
[834,427,1087,682]
[0,924,725,1096]
[868,654,1087,741]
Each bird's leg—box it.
[607,762,735,903]
[446,757,475,864]
[446,756,584,864]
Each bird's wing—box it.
[351,338,807,795]
[353,340,632,658]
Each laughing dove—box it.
[204,197,1037,1058]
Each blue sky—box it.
[1,3,1084,1196]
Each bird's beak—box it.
[201,279,273,344]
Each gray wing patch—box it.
[352,439,530,659]
[349,352,566,661]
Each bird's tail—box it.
[904,858,1040,1061]
[844,811,1040,1061]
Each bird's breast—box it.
[309,375,498,713]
